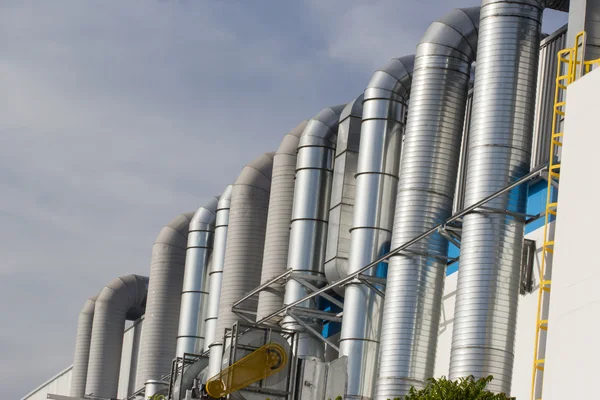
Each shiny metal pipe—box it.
[256,121,308,321]
[281,104,346,359]
[450,1,547,394]
[324,95,363,290]
[205,185,233,379]
[86,274,148,399]
[214,153,274,362]
[70,296,97,397]
[176,197,219,358]
[136,212,195,390]
[339,56,414,400]
[375,8,480,399]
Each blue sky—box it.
[0,1,567,398]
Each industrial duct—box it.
[339,55,414,400]
[324,95,364,288]
[280,104,345,359]
[450,0,565,393]
[212,153,274,374]
[70,296,97,397]
[205,185,233,379]
[85,274,148,399]
[136,212,195,390]
[375,8,480,399]
[256,121,308,321]
[176,197,219,358]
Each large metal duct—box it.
[70,296,97,397]
[324,95,364,289]
[280,104,345,359]
[339,56,414,400]
[213,153,274,370]
[136,212,195,390]
[375,8,480,399]
[85,274,148,399]
[205,185,233,379]
[176,197,219,358]
[256,121,308,321]
[449,0,565,394]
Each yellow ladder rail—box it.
[530,31,600,400]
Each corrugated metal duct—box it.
[339,56,414,400]
[375,8,480,399]
[280,104,346,359]
[213,153,274,371]
[136,212,195,390]
[324,95,364,289]
[85,274,148,399]
[70,296,97,397]
[176,197,219,358]
[450,0,567,394]
[256,121,308,322]
[205,185,233,379]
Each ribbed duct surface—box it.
[339,55,413,400]
[70,296,97,397]
[375,8,479,399]
[86,274,148,399]
[256,121,308,321]
[214,152,274,353]
[136,212,194,389]
[449,1,545,394]
[324,95,363,288]
[205,185,233,379]
[176,197,219,357]
[281,104,345,359]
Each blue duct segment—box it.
[446,180,557,277]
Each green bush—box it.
[393,375,515,400]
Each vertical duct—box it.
[70,296,97,397]
[176,197,219,358]
[281,104,345,359]
[450,0,566,393]
[256,121,309,321]
[339,56,414,400]
[85,274,148,399]
[375,8,480,399]
[136,212,195,390]
[205,185,233,379]
[324,95,364,288]
[213,153,274,371]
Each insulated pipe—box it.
[339,55,414,400]
[375,8,480,399]
[176,197,219,358]
[213,153,274,370]
[85,274,148,399]
[281,104,346,359]
[256,121,308,321]
[205,185,233,379]
[136,212,195,390]
[324,95,364,289]
[70,296,97,397]
[450,0,559,393]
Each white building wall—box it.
[21,367,72,400]
[542,67,600,400]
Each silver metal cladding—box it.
[85,275,148,399]
[339,55,414,400]
[205,185,233,379]
[70,296,97,397]
[176,197,219,358]
[375,8,480,399]
[449,0,546,394]
[281,104,346,359]
[256,121,309,322]
[136,212,195,390]
[214,152,275,359]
